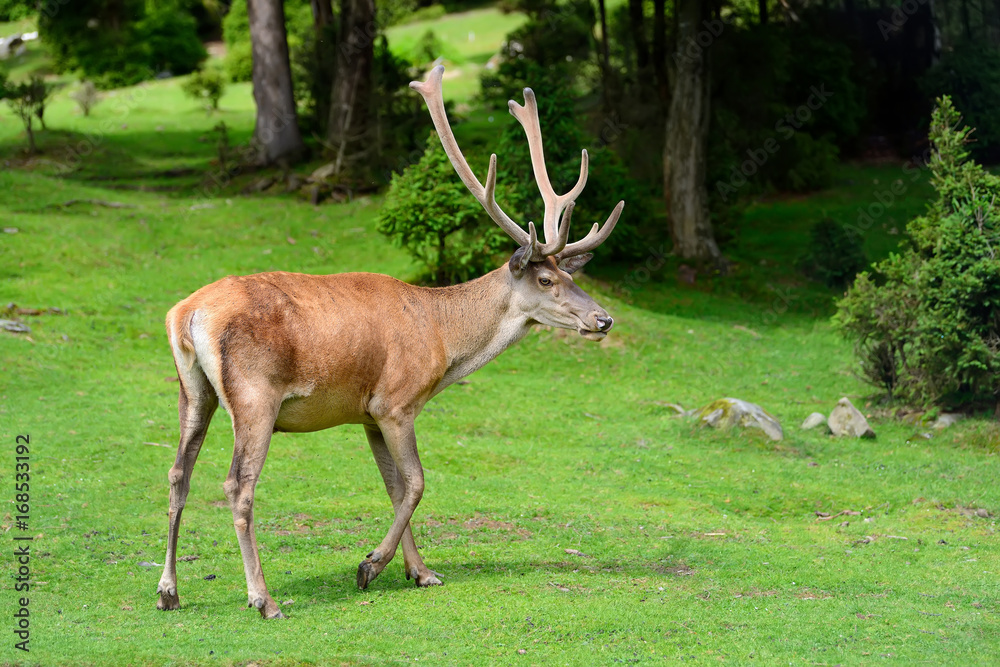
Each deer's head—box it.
[411,66,623,340]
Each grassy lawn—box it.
[2,43,999,667]
[386,6,527,103]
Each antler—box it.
[410,65,623,262]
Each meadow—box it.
[1,14,999,666]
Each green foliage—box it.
[3,74,51,153]
[181,63,226,111]
[0,0,31,20]
[921,42,1000,163]
[222,0,254,82]
[709,20,865,199]
[39,0,205,88]
[479,0,594,108]
[797,217,867,289]
[378,131,512,285]
[836,97,1000,407]
[138,4,207,75]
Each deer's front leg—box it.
[357,416,428,589]
[363,424,443,588]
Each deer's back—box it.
[167,271,449,431]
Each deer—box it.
[155,65,624,619]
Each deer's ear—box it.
[557,253,593,274]
[508,247,532,277]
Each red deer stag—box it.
[156,65,623,619]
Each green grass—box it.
[2,54,999,667]
[386,6,527,103]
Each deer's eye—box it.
[539,277,553,287]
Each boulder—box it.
[828,397,875,438]
[932,413,964,430]
[695,398,783,441]
[801,412,828,430]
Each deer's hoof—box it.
[410,566,444,587]
[156,584,180,611]
[356,558,382,590]
[250,595,285,619]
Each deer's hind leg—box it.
[224,389,285,619]
[157,362,218,611]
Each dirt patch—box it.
[733,589,778,598]
[795,588,834,600]
[939,504,992,518]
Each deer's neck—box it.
[425,266,530,391]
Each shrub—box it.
[798,217,867,288]
[378,131,515,286]
[138,5,207,75]
[39,0,204,88]
[71,81,101,117]
[182,64,226,112]
[479,0,595,109]
[222,0,254,82]
[835,97,1000,408]
[4,75,51,154]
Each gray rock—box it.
[0,319,30,333]
[801,412,828,430]
[828,397,876,438]
[932,413,964,430]
[695,398,783,441]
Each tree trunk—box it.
[310,0,334,28]
[247,0,304,165]
[758,0,768,24]
[652,0,669,107]
[663,0,723,264]
[628,0,650,73]
[597,0,612,111]
[25,116,35,155]
[326,0,376,174]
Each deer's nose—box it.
[595,315,614,332]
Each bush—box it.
[182,64,226,111]
[138,5,207,75]
[70,81,101,117]
[222,0,254,82]
[3,75,51,154]
[378,130,515,286]
[479,0,595,109]
[797,217,867,288]
[921,42,1000,163]
[835,97,1000,407]
[39,0,204,88]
